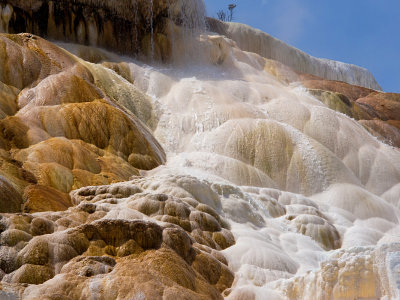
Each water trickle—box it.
[133,1,139,46]
[168,0,207,63]
[0,4,13,33]
[149,0,155,60]
[166,0,175,57]
[183,0,206,30]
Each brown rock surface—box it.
[1,0,205,60]
[0,33,165,212]
[357,92,400,121]
[22,185,73,213]
[0,176,235,299]
[293,75,400,147]
[359,119,400,148]
[300,76,374,101]
[260,60,400,143]
[0,175,23,213]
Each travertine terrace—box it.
[0,0,400,299]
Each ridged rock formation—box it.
[1,1,400,299]
[206,18,382,90]
[259,60,400,148]
[0,176,234,299]
[304,78,400,148]
[0,33,165,213]
[88,32,399,298]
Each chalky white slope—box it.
[109,28,400,299]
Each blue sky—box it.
[204,0,400,93]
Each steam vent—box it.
[0,0,400,299]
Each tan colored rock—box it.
[357,92,400,121]
[0,214,233,299]
[0,81,18,119]
[22,185,73,213]
[273,246,384,300]
[0,34,80,90]
[307,89,373,120]
[0,175,23,213]
[0,33,165,212]
[301,77,374,101]
[302,78,400,148]
[0,174,235,299]
[360,119,400,148]
[288,214,341,250]
[72,178,234,251]
[5,264,54,285]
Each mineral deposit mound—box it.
[0,0,400,299]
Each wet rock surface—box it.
[1,0,205,60]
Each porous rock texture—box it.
[0,175,234,299]
[0,33,165,213]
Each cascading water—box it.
[165,0,207,63]
[133,1,139,45]
[0,4,13,33]
[129,0,207,62]
[181,0,206,30]
[120,2,400,296]
[149,0,155,59]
